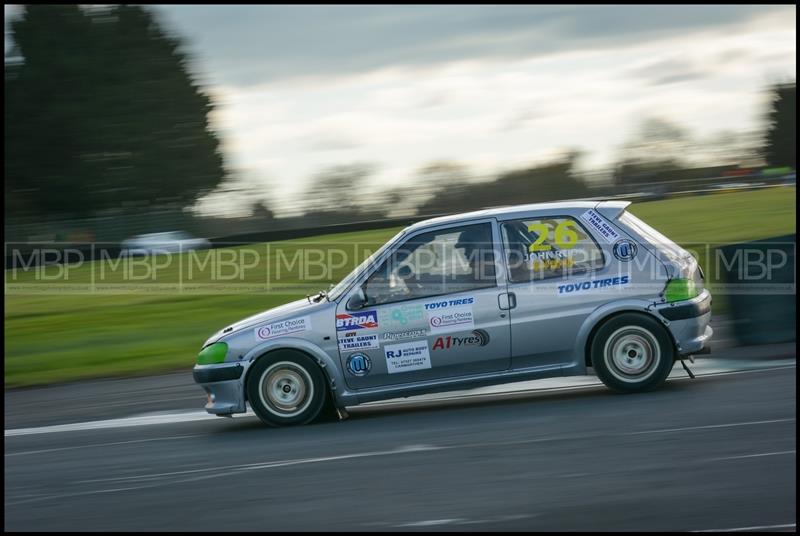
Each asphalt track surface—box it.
[5,353,797,531]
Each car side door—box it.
[336,220,512,389]
[499,211,612,369]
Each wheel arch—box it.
[576,302,676,368]
[242,338,345,407]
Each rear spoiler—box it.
[593,200,632,221]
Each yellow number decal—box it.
[554,221,579,248]
[527,223,551,252]
[528,220,579,252]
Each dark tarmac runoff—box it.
[4,348,796,532]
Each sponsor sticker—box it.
[384,341,431,374]
[335,310,378,331]
[378,304,426,331]
[557,275,630,295]
[524,249,575,271]
[424,297,475,334]
[382,329,428,342]
[254,316,311,340]
[432,329,489,350]
[613,239,638,261]
[346,353,372,377]
[338,333,379,351]
[423,296,475,310]
[580,209,621,243]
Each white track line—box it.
[707,450,795,462]
[624,418,795,435]
[4,444,443,506]
[5,434,202,457]
[692,522,796,532]
[4,410,238,437]
[5,363,795,437]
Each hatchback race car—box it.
[193,201,712,426]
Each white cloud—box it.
[207,10,794,216]
[4,5,795,217]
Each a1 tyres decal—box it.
[432,329,490,350]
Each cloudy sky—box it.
[5,5,797,216]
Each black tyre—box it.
[246,350,329,426]
[590,312,675,393]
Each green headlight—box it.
[197,342,228,365]
[664,278,698,303]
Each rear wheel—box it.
[247,351,328,426]
[591,313,675,393]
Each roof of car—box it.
[406,199,631,233]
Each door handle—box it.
[498,292,517,310]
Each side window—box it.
[501,216,604,283]
[361,223,496,306]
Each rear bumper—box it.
[658,293,711,321]
[655,289,713,356]
[193,363,247,416]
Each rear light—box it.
[664,278,700,302]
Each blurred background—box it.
[3,5,796,243]
[3,6,797,532]
[2,5,796,383]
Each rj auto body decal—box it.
[384,340,431,374]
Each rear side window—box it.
[501,216,604,283]
[617,211,685,258]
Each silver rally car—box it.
[193,201,712,426]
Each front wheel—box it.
[247,351,329,426]
[591,313,675,393]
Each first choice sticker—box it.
[255,316,311,341]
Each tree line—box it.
[4,5,796,232]
[5,5,227,220]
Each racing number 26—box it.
[528,221,579,252]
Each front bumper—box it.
[193,363,247,416]
[655,289,713,356]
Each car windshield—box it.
[326,229,406,301]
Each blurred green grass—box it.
[5,186,796,387]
